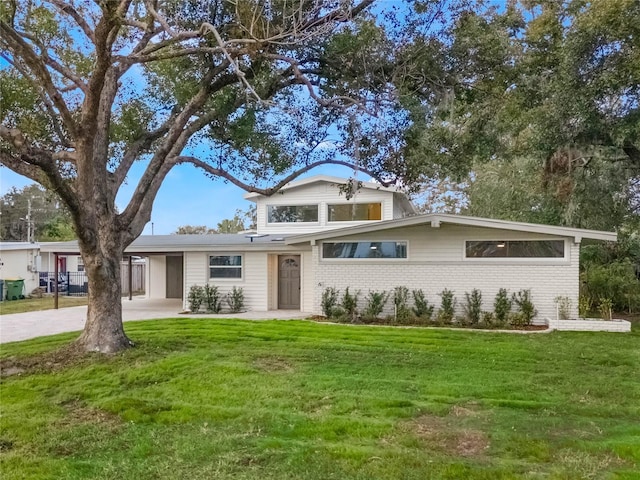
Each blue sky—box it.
[0,161,362,235]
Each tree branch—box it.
[0,21,78,138]
[81,2,127,129]
[116,62,235,230]
[122,45,237,64]
[0,151,48,185]
[623,143,640,166]
[267,53,364,110]
[0,127,79,213]
[42,54,88,93]
[49,0,96,44]
[112,122,172,188]
[0,53,71,147]
[176,156,395,195]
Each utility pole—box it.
[26,198,32,243]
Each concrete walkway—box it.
[0,297,311,344]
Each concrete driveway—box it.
[0,297,311,344]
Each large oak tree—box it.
[0,0,450,352]
[405,0,640,190]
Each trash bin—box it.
[0,279,4,302]
[5,279,25,301]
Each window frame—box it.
[462,239,569,263]
[208,254,244,280]
[326,202,383,223]
[321,240,409,261]
[266,204,320,224]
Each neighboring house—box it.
[0,244,145,297]
[38,175,617,322]
[0,242,41,296]
[39,252,84,274]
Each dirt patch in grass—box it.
[252,356,294,373]
[407,414,490,458]
[0,343,91,378]
[57,399,123,428]
[554,448,626,479]
[450,403,482,418]
[0,438,15,452]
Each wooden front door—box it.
[166,255,183,299]
[278,255,301,309]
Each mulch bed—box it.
[308,316,549,331]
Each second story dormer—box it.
[244,175,416,235]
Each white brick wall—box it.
[548,318,631,332]
[311,224,581,323]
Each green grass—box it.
[1,319,639,479]
[0,296,88,315]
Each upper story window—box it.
[322,241,407,259]
[327,202,382,222]
[267,205,318,223]
[465,240,565,258]
[209,255,242,279]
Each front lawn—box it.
[0,296,88,315]
[1,320,639,479]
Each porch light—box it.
[497,242,505,248]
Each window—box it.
[322,241,407,259]
[77,256,84,272]
[465,240,565,258]
[209,255,242,278]
[327,203,382,222]
[268,204,318,223]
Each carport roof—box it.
[39,234,296,254]
[0,242,40,251]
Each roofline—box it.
[285,214,618,245]
[0,242,41,251]
[243,174,401,200]
[38,238,304,255]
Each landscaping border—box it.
[546,317,631,332]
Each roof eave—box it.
[285,214,618,244]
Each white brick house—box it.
[40,175,617,321]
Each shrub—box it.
[393,286,412,323]
[341,287,360,323]
[554,296,572,320]
[204,284,223,313]
[187,285,204,313]
[321,287,339,318]
[624,293,640,314]
[481,311,496,327]
[438,289,456,324]
[494,288,512,323]
[412,289,434,320]
[578,295,592,318]
[598,298,613,320]
[330,306,346,320]
[226,287,245,313]
[463,289,483,325]
[512,290,537,326]
[363,290,389,320]
[581,261,640,312]
[509,312,527,329]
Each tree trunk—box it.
[75,239,133,353]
